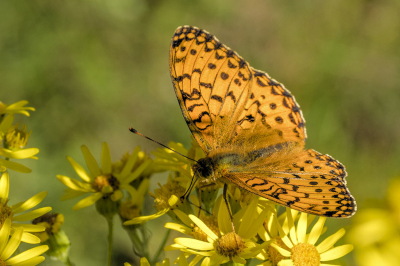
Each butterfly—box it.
[169,26,356,218]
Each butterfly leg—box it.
[223,183,236,233]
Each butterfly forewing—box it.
[236,69,307,143]
[169,26,253,153]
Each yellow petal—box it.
[189,215,218,241]
[0,159,31,173]
[172,209,192,227]
[200,257,210,266]
[140,257,150,266]
[124,208,169,225]
[56,175,94,192]
[286,208,297,245]
[6,245,48,265]
[238,197,260,238]
[123,160,152,184]
[308,216,326,245]
[232,256,246,264]
[218,199,233,236]
[13,207,52,222]
[101,142,112,174]
[316,228,345,254]
[0,219,11,254]
[12,191,47,214]
[274,215,293,249]
[111,190,123,201]
[72,193,102,210]
[168,195,179,207]
[1,148,39,159]
[1,227,23,260]
[8,256,45,266]
[67,156,92,182]
[0,114,14,136]
[120,146,140,179]
[296,212,308,243]
[60,189,86,201]
[11,224,45,233]
[178,252,188,266]
[0,172,9,199]
[81,145,101,178]
[270,243,291,257]
[320,244,354,261]
[189,255,203,266]
[164,222,191,235]
[21,232,40,244]
[164,244,185,251]
[277,259,294,266]
[241,203,270,239]
[174,238,214,250]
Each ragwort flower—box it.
[0,100,35,117]
[57,143,153,210]
[0,172,51,244]
[165,197,272,265]
[270,209,353,266]
[0,218,48,266]
[0,115,39,173]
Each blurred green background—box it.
[1,0,400,265]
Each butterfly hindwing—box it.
[224,148,356,218]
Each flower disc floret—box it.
[291,243,320,266]
[5,123,31,150]
[215,232,245,258]
[0,199,13,227]
[93,174,119,192]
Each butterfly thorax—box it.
[192,153,242,187]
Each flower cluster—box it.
[0,100,51,265]
[119,140,354,266]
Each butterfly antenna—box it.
[129,127,198,163]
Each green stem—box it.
[151,229,171,265]
[64,257,74,266]
[126,228,145,256]
[106,216,114,266]
[140,226,150,260]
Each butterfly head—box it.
[192,157,214,180]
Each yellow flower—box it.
[0,115,39,173]
[0,172,51,244]
[270,209,353,266]
[5,123,31,150]
[0,100,35,117]
[124,174,191,225]
[120,178,149,221]
[57,143,152,210]
[32,213,71,264]
[0,218,48,265]
[165,197,272,265]
[32,213,64,242]
[136,254,188,266]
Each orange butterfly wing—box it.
[224,149,356,217]
[169,26,253,153]
[236,68,306,143]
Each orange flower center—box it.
[93,174,119,192]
